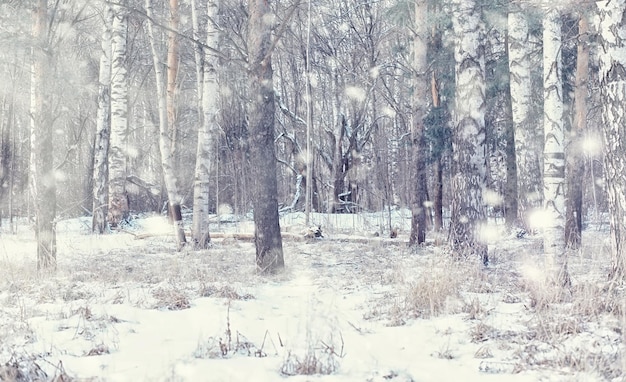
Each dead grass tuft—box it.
[199,284,254,300]
[470,322,494,343]
[463,297,485,320]
[403,262,463,318]
[85,343,110,356]
[570,282,625,317]
[0,353,78,382]
[474,345,493,359]
[280,342,343,376]
[194,303,269,359]
[152,286,190,310]
[521,276,568,311]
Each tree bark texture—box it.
[565,13,589,250]
[167,0,180,154]
[108,1,129,227]
[502,33,518,226]
[31,0,56,270]
[508,10,542,225]
[450,0,488,263]
[192,0,220,249]
[93,5,112,234]
[409,0,429,246]
[146,0,187,250]
[248,0,285,273]
[597,0,626,280]
[542,8,569,285]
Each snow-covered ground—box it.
[0,211,623,381]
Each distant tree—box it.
[597,0,626,280]
[108,1,130,227]
[449,0,488,263]
[409,0,429,245]
[93,5,112,234]
[31,0,56,270]
[542,8,569,285]
[248,0,284,273]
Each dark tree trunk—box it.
[433,157,444,231]
[565,13,589,250]
[409,0,429,246]
[248,0,284,274]
[503,32,519,227]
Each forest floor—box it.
[0,210,624,382]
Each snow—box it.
[0,212,623,381]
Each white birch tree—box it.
[145,0,186,249]
[93,5,112,234]
[508,8,542,224]
[191,0,220,249]
[450,0,488,264]
[108,1,129,227]
[542,7,569,285]
[597,0,626,280]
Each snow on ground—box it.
[0,211,624,381]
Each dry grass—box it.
[0,353,85,382]
[194,302,269,359]
[199,284,255,300]
[280,346,341,376]
[280,331,344,377]
[151,285,191,311]
[402,258,467,319]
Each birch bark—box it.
[93,5,112,234]
[508,9,542,223]
[542,8,569,285]
[145,0,186,250]
[108,1,129,227]
[450,0,488,263]
[191,1,220,248]
[597,0,626,280]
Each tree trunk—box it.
[329,57,345,213]
[192,0,220,249]
[93,5,112,234]
[409,0,429,246]
[146,0,187,250]
[508,9,542,226]
[565,13,589,250]
[430,67,446,231]
[450,0,488,264]
[503,31,518,227]
[108,1,129,227]
[542,8,569,285]
[31,0,56,270]
[248,0,284,274]
[167,0,179,155]
[433,156,444,230]
[597,0,626,280]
